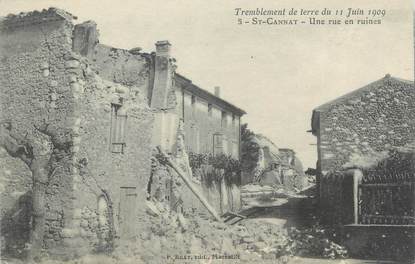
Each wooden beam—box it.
[157,147,222,222]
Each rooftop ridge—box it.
[175,72,246,115]
[313,74,414,112]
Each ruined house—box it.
[0,8,155,257]
[241,134,307,190]
[0,8,246,259]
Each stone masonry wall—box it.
[62,55,154,254]
[0,9,80,256]
[317,76,415,175]
[1,8,155,258]
[87,44,152,102]
[72,21,153,104]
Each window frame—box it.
[110,103,127,153]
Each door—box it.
[119,187,137,239]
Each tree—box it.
[240,123,260,174]
[0,121,56,261]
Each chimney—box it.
[214,86,221,98]
[155,40,171,56]
[72,20,99,57]
[150,40,172,109]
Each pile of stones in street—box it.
[110,200,346,264]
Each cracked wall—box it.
[66,67,154,253]
[0,8,79,256]
[0,8,155,258]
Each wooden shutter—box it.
[110,104,127,153]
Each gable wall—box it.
[316,77,415,176]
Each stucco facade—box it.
[174,74,246,159]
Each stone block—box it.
[61,228,80,238]
[40,62,49,70]
[43,69,50,77]
[65,60,80,69]
[73,208,82,219]
[50,80,58,87]
[80,219,89,228]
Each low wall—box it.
[319,170,354,225]
[178,179,241,217]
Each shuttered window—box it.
[221,111,227,128]
[213,133,223,156]
[110,103,127,153]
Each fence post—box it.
[353,169,363,224]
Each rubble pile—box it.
[3,200,347,263]
[240,184,298,208]
[112,200,346,264]
[288,226,347,259]
[118,203,293,264]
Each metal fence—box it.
[358,170,415,225]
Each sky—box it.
[0,0,413,169]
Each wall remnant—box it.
[0,8,154,259]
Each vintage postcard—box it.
[0,0,413,263]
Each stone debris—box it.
[128,47,142,55]
[240,183,299,208]
[145,200,161,217]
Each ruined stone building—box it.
[241,134,307,189]
[0,8,245,258]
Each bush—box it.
[286,225,348,259]
[188,152,241,187]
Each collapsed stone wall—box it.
[149,122,241,218]
[0,9,80,256]
[317,76,415,175]
[150,156,242,217]
[87,44,152,102]
[241,130,307,190]
[72,21,153,104]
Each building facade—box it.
[0,9,156,256]
[174,74,246,159]
[310,75,414,227]
[311,75,415,177]
[0,8,246,258]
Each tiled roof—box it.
[313,74,414,112]
[174,73,246,116]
